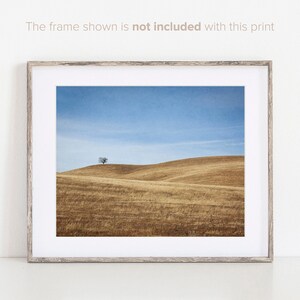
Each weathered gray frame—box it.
[27,61,273,263]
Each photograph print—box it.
[56,86,244,237]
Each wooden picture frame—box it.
[27,61,273,262]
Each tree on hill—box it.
[98,157,108,164]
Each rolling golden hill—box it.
[57,156,244,237]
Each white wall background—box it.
[0,0,299,257]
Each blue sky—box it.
[57,86,244,171]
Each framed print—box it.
[27,61,273,262]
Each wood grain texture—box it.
[27,61,273,263]
[27,62,33,263]
[28,257,272,263]
[268,61,273,261]
[27,60,272,67]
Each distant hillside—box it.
[61,156,244,187]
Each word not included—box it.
[132,22,201,32]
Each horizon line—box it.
[57,154,244,173]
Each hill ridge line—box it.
[59,156,244,188]
[60,155,244,174]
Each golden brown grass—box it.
[57,156,244,237]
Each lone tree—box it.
[98,157,108,164]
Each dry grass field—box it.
[56,156,244,237]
